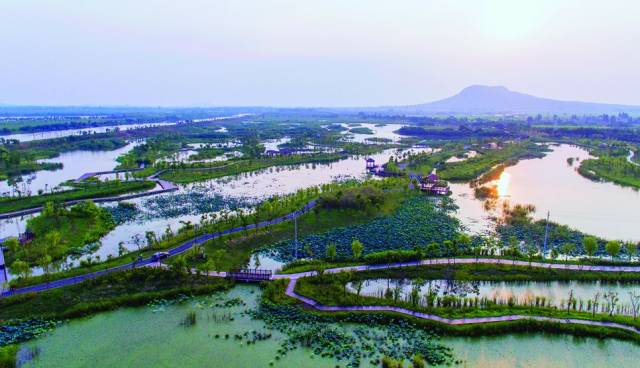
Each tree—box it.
[211,249,226,272]
[443,240,455,263]
[410,278,426,306]
[253,253,261,270]
[525,243,537,266]
[38,255,53,278]
[603,291,619,316]
[325,243,337,261]
[351,239,364,260]
[171,255,188,275]
[605,240,621,259]
[629,291,640,320]
[352,279,365,298]
[561,243,575,262]
[583,236,598,258]
[550,248,559,261]
[624,241,637,261]
[9,259,31,280]
[592,292,600,317]
[45,231,62,259]
[3,237,19,255]
[455,233,471,252]
[118,241,127,257]
[145,231,157,249]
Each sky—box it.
[1,0,639,107]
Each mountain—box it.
[392,85,640,115]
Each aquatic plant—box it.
[264,196,461,262]
[249,301,454,367]
[180,311,197,327]
[0,319,60,347]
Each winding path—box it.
[279,259,640,335]
[627,150,639,167]
[0,199,318,297]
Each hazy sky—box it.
[1,0,639,107]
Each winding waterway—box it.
[451,144,640,241]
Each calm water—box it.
[452,144,640,241]
[0,142,138,195]
[348,279,640,312]
[1,123,175,142]
[340,123,406,143]
[0,148,423,276]
[185,147,427,200]
[18,285,640,368]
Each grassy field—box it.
[0,180,156,213]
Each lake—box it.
[17,285,640,368]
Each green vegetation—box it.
[263,278,640,344]
[579,155,640,189]
[348,127,374,134]
[265,194,461,263]
[116,137,182,168]
[0,145,61,181]
[437,142,549,181]
[158,152,347,183]
[1,135,128,181]
[200,184,408,271]
[0,268,232,320]
[188,146,224,161]
[0,180,156,213]
[291,269,640,338]
[0,345,17,368]
[6,201,115,267]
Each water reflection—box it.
[0,143,138,195]
[452,144,640,241]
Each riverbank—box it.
[0,180,156,215]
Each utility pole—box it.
[542,211,550,255]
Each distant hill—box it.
[386,85,640,115]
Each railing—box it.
[226,269,272,282]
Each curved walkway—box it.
[627,150,639,167]
[0,199,318,297]
[281,260,640,335]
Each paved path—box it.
[273,257,640,280]
[0,199,318,297]
[627,150,639,167]
[281,262,640,335]
[74,168,144,183]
